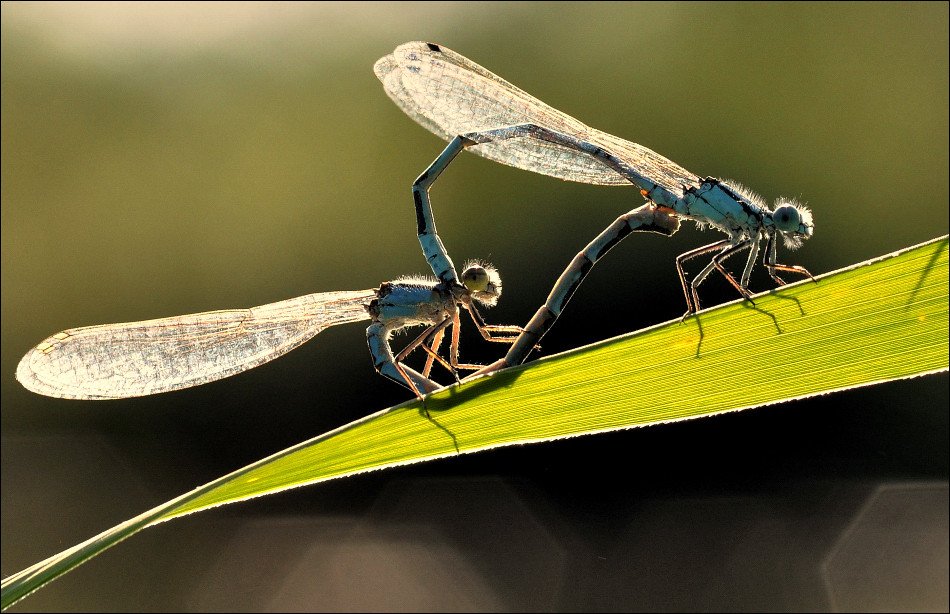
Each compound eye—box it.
[461,265,490,292]
[773,204,801,233]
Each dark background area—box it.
[2,2,947,611]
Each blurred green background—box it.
[2,2,947,611]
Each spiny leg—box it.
[709,238,755,301]
[393,319,454,414]
[421,324,448,378]
[394,317,454,373]
[446,309,500,372]
[739,233,761,289]
[676,239,731,317]
[464,301,525,342]
[440,304,525,373]
[367,321,443,401]
[448,309,474,371]
[763,233,816,286]
[769,263,815,283]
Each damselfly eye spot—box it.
[461,265,490,292]
[772,204,801,233]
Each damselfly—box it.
[17,262,521,400]
[375,42,815,362]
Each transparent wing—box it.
[375,41,700,194]
[16,289,376,400]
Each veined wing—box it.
[375,41,700,195]
[16,289,376,400]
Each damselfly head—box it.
[461,261,502,306]
[771,198,814,250]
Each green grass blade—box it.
[3,236,947,610]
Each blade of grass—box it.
[3,236,947,610]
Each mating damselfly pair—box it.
[16,41,813,401]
